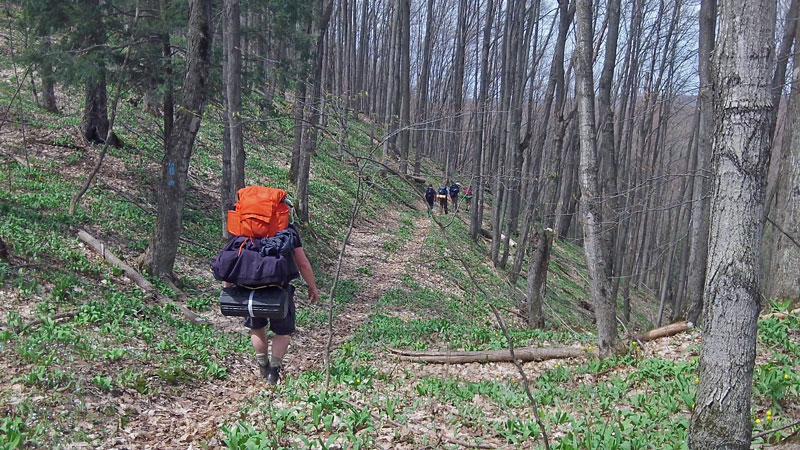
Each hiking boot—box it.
[258,362,270,380]
[266,365,281,385]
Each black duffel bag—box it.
[219,285,291,319]
[211,235,297,286]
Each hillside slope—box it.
[1,73,799,448]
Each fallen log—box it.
[635,321,692,343]
[406,174,427,184]
[388,346,590,364]
[478,228,516,247]
[390,321,696,364]
[77,230,203,325]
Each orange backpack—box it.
[226,186,291,238]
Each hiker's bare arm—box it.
[294,247,319,303]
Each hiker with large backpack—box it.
[212,186,319,385]
[449,182,460,211]
[437,184,449,214]
[424,184,436,212]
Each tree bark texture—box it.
[147,0,212,278]
[689,0,776,447]
[574,0,619,358]
[526,226,553,328]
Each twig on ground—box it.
[19,311,78,334]
[751,419,800,441]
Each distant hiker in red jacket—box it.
[464,185,473,211]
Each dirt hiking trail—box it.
[106,210,432,449]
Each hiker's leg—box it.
[250,327,269,354]
[271,334,290,358]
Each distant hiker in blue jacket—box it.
[449,182,461,211]
[424,184,436,212]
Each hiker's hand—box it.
[309,286,319,304]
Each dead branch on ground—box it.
[77,229,203,325]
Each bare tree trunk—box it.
[574,0,619,358]
[447,0,469,185]
[146,0,212,278]
[764,26,800,302]
[220,4,232,237]
[40,37,57,114]
[224,0,245,198]
[397,0,411,175]
[297,0,334,222]
[80,0,110,146]
[596,0,621,280]
[470,0,495,240]
[684,0,716,325]
[413,0,434,176]
[689,0,776,446]
[554,118,579,239]
[290,78,307,185]
[381,0,400,162]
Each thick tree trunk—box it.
[574,0,619,358]
[381,0,400,162]
[82,74,110,145]
[146,0,212,278]
[526,226,553,328]
[688,0,776,447]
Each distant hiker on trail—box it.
[215,187,320,386]
[449,182,461,211]
[438,184,449,214]
[464,185,473,211]
[424,184,436,213]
